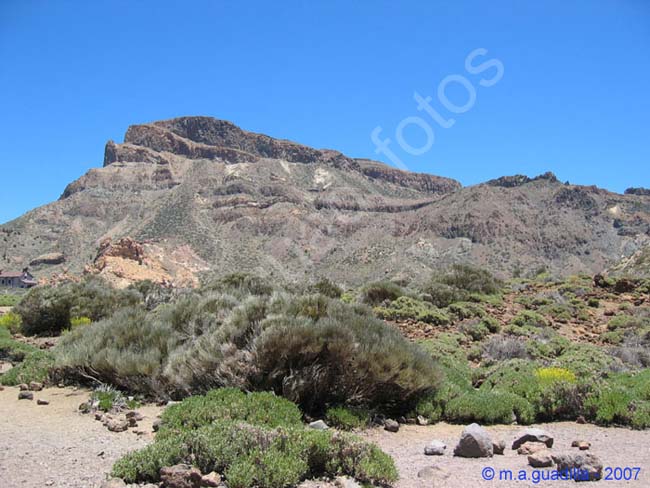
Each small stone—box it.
[18,391,34,400]
[308,420,329,430]
[517,441,547,455]
[28,381,44,391]
[424,440,446,456]
[95,412,105,421]
[201,472,222,487]
[153,418,162,432]
[125,410,144,421]
[512,428,554,449]
[572,440,591,450]
[576,415,587,424]
[106,418,129,433]
[160,463,202,488]
[18,383,29,391]
[528,450,553,467]
[384,419,400,433]
[416,415,429,426]
[454,423,493,458]
[493,439,506,455]
[37,399,49,405]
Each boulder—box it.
[552,453,603,481]
[37,399,49,405]
[384,419,400,433]
[28,381,44,391]
[528,450,553,468]
[201,472,222,487]
[424,440,446,456]
[30,252,65,266]
[517,441,547,455]
[18,391,34,400]
[18,383,29,391]
[493,439,506,455]
[160,464,202,488]
[308,420,329,430]
[153,418,162,432]
[453,423,493,458]
[512,428,554,449]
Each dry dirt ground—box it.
[1,387,649,488]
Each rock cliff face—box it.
[1,116,649,285]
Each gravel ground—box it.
[361,422,650,488]
[0,386,160,488]
[1,387,649,488]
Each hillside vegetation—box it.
[1,265,649,486]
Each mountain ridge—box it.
[2,116,649,286]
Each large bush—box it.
[55,287,440,414]
[16,277,140,336]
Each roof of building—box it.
[0,271,31,279]
[0,272,23,278]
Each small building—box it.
[0,269,37,288]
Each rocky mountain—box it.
[1,116,649,286]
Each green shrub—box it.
[0,350,53,386]
[325,406,370,430]
[584,370,650,427]
[510,310,550,328]
[0,326,36,362]
[307,279,343,299]
[90,386,130,412]
[459,320,489,341]
[587,298,600,308]
[438,264,502,295]
[160,389,303,433]
[0,312,22,334]
[359,281,404,306]
[112,389,398,487]
[422,282,468,308]
[16,277,140,336]
[374,296,450,325]
[448,302,485,320]
[445,389,534,425]
[481,316,501,333]
[538,303,574,323]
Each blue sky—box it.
[1,0,649,224]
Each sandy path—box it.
[361,422,650,488]
[0,386,160,488]
[1,387,649,488]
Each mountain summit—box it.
[2,116,649,285]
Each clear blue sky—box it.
[1,0,649,224]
